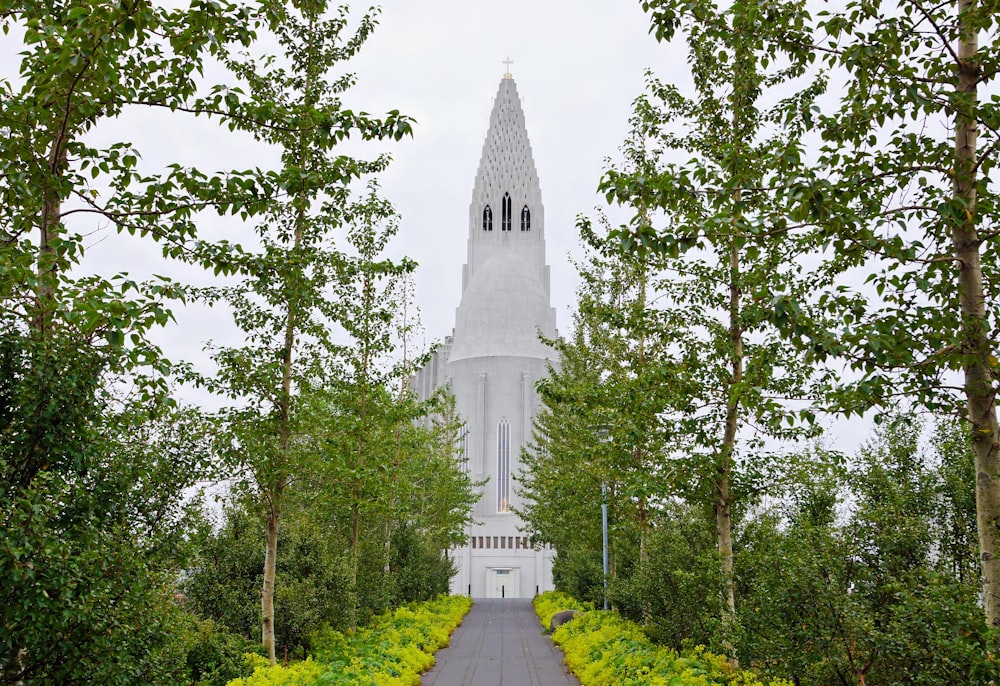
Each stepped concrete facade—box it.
[412,72,558,598]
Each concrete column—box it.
[535,548,543,595]
[520,371,530,450]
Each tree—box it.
[0,327,218,683]
[397,388,479,558]
[520,217,677,611]
[738,419,997,685]
[599,0,822,659]
[519,319,610,604]
[0,1,283,680]
[771,0,1000,626]
[200,1,411,662]
[183,499,352,659]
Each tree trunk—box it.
[261,504,279,665]
[636,256,651,571]
[718,232,742,667]
[34,137,66,338]
[952,0,1000,627]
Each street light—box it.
[592,425,611,611]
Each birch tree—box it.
[0,1,278,680]
[603,0,822,659]
[201,1,410,662]
[519,213,678,610]
[774,0,1000,626]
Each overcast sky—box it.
[3,2,874,448]
[72,1,681,387]
[345,1,676,344]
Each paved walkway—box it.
[421,598,581,686]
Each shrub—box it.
[532,591,594,630]
[534,591,790,686]
[179,614,262,686]
[232,655,326,686]
[226,595,471,686]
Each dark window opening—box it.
[483,205,493,231]
[520,205,531,231]
[501,192,512,231]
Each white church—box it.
[411,71,559,598]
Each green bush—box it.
[388,524,453,604]
[611,503,722,650]
[183,504,353,655]
[737,419,1000,684]
[184,506,459,658]
[534,591,789,686]
[178,613,262,686]
[226,595,471,686]
[533,591,593,630]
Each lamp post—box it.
[593,425,611,611]
[601,481,609,611]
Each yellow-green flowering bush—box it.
[534,592,791,686]
[230,655,326,686]
[227,595,471,686]
[532,590,594,630]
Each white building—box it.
[412,72,558,598]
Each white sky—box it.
[344,1,675,344]
[2,1,875,450]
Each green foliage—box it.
[233,655,326,686]
[771,0,1000,416]
[184,502,352,654]
[388,524,454,603]
[195,0,416,658]
[552,0,829,658]
[175,614,262,686]
[183,495,463,658]
[737,417,1000,684]
[0,319,216,684]
[612,503,723,650]
[225,595,471,686]
[533,591,595,630]
[0,0,359,678]
[534,592,790,686]
[520,224,676,611]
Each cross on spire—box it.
[503,56,514,78]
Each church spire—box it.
[463,75,547,292]
[451,74,556,362]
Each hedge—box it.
[227,595,471,686]
[533,592,791,686]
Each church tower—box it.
[412,70,558,597]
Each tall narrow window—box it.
[483,205,493,231]
[501,192,512,231]
[497,418,510,512]
[520,205,530,231]
[459,428,470,473]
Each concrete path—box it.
[421,598,581,686]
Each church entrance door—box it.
[488,567,520,598]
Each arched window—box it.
[483,205,493,231]
[520,205,531,231]
[497,418,510,512]
[501,192,512,231]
